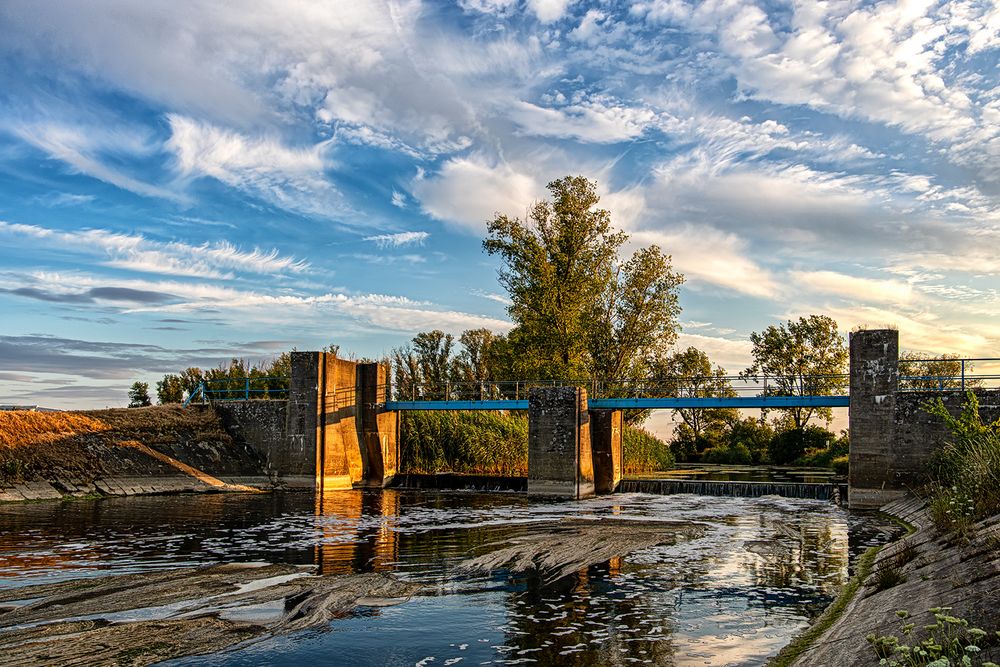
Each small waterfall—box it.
[618,479,846,504]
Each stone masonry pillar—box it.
[590,409,623,494]
[285,351,322,488]
[528,387,594,499]
[848,329,902,509]
[358,362,398,488]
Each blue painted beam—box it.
[588,396,850,409]
[386,400,529,411]
[384,396,849,411]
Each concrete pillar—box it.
[527,387,594,499]
[848,329,903,509]
[358,362,398,487]
[284,351,322,488]
[591,409,623,494]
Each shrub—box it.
[400,411,528,476]
[768,425,837,466]
[924,392,1000,531]
[831,455,849,476]
[702,442,753,465]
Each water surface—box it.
[0,490,898,665]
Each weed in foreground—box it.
[867,607,999,666]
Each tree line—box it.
[128,176,974,472]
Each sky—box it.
[0,0,998,415]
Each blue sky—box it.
[0,0,998,411]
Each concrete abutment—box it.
[527,387,596,499]
[590,409,623,494]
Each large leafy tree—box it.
[484,176,683,382]
[742,315,848,429]
[898,351,979,390]
[653,347,739,459]
[588,245,684,382]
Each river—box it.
[0,490,899,666]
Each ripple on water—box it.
[0,490,901,665]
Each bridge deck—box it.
[384,396,850,411]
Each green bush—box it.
[867,607,999,666]
[831,455,849,476]
[623,426,675,474]
[768,425,837,466]
[702,442,753,465]
[924,392,1000,531]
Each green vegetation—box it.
[742,315,848,430]
[153,354,292,405]
[622,426,675,474]
[923,392,1000,533]
[867,608,999,666]
[399,410,674,476]
[127,381,152,408]
[400,411,529,476]
[483,175,684,384]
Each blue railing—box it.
[899,357,1000,392]
[183,376,290,406]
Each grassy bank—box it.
[399,411,674,476]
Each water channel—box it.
[0,490,900,666]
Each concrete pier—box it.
[590,409,622,494]
[527,387,594,499]
[848,329,901,509]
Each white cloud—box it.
[528,0,575,23]
[390,190,407,208]
[636,0,1000,176]
[363,231,429,248]
[627,225,779,299]
[15,122,185,202]
[412,154,542,233]
[166,114,342,218]
[790,270,914,305]
[4,270,511,336]
[0,221,306,278]
[510,98,656,143]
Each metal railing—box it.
[183,376,290,406]
[898,357,1000,392]
[390,374,850,403]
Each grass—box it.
[399,411,675,476]
[0,411,109,448]
[400,411,529,476]
[923,392,1000,532]
[623,426,675,474]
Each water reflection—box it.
[0,490,899,665]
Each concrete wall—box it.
[894,389,1000,486]
[278,352,397,492]
[527,387,594,499]
[213,400,287,481]
[359,363,398,487]
[849,329,1000,509]
[590,409,622,494]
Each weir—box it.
[209,330,998,509]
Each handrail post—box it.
[244,377,249,400]
[961,359,965,392]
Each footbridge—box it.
[204,330,1000,510]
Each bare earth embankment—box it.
[0,407,271,501]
